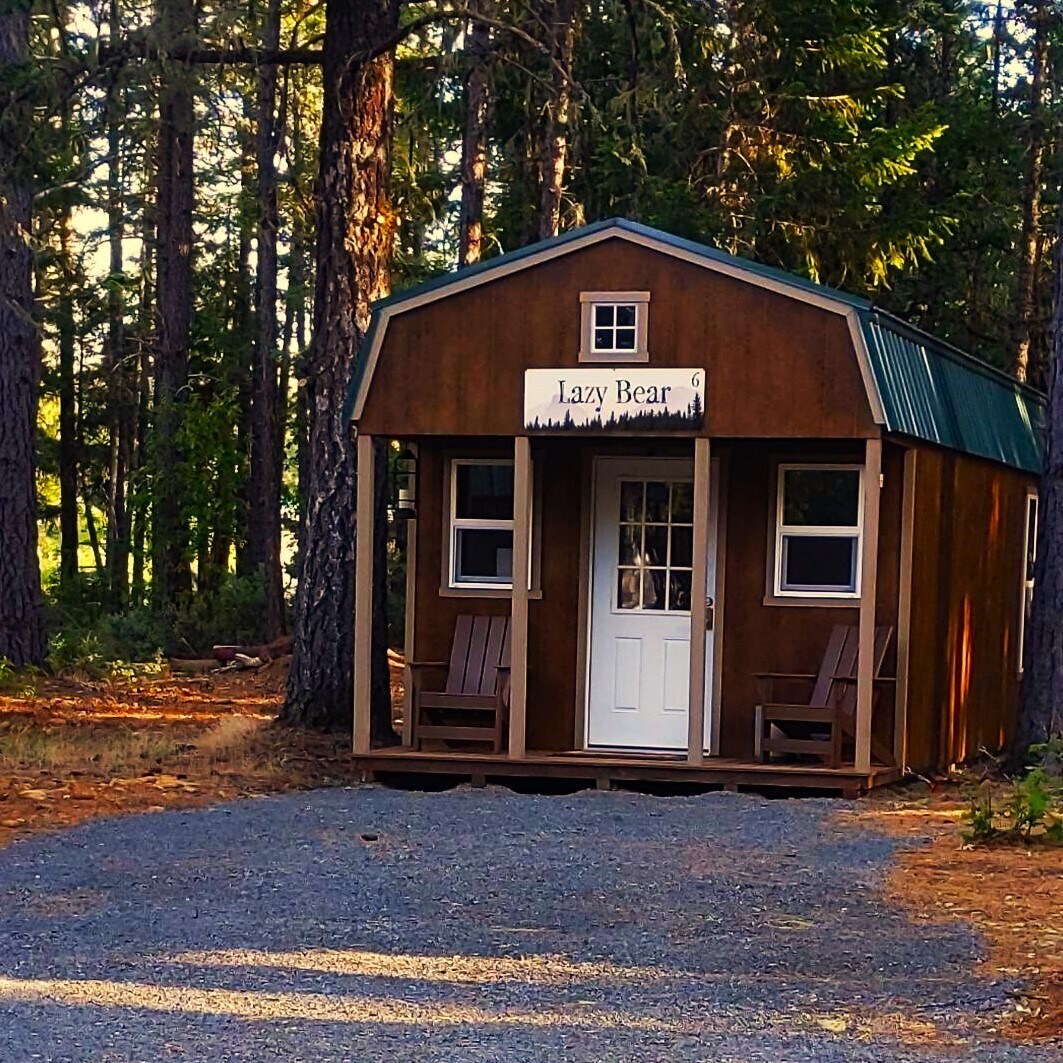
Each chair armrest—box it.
[407,660,449,670]
[831,675,896,685]
[753,672,816,704]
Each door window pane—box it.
[671,482,694,522]
[618,525,641,565]
[669,570,692,611]
[613,476,695,613]
[642,569,666,610]
[619,481,643,521]
[645,481,670,522]
[643,525,668,566]
[670,525,693,568]
[617,569,641,609]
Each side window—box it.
[773,465,863,598]
[579,291,650,362]
[1019,490,1038,673]
[449,460,515,588]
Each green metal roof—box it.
[860,310,1044,474]
[347,218,1044,475]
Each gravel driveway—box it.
[0,786,1056,1062]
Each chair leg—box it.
[410,696,421,751]
[754,705,767,763]
[829,716,843,769]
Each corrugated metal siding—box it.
[862,312,1044,475]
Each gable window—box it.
[579,291,650,362]
[1019,490,1038,673]
[773,465,863,598]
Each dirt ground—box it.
[849,790,1063,1044]
[0,662,366,849]
[0,667,1060,1046]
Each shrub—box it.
[963,763,1063,845]
[44,571,277,669]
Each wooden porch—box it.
[353,747,901,797]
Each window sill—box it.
[578,350,650,364]
[762,594,860,609]
[440,585,544,600]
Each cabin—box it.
[346,219,1044,796]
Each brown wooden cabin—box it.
[346,219,1044,796]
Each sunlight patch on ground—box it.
[170,948,669,986]
[0,975,684,1031]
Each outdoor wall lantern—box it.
[393,443,418,520]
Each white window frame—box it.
[773,463,864,600]
[1018,488,1038,674]
[449,458,515,589]
[579,291,650,362]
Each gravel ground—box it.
[0,786,1057,1062]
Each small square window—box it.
[580,292,650,361]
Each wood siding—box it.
[904,444,1034,771]
[358,239,876,440]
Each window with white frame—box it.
[448,459,517,588]
[1019,490,1038,672]
[773,465,863,598]
[579,291,650,361]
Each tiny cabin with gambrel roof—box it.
[346,219,1044,795]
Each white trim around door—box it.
[584,456,721,753]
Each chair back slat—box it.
[834,625,894,718]
[480,617,509,696]
[462,616,492,695]
[809,625,849,708]
[444,615,474,695]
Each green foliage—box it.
[45,572,271,667]
[963,765,1063,846]
[0,657,39,698]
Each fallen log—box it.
[168,658,220,674]
[213,635,293,663]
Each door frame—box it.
[578,452,724,754]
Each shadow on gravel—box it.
[0,786,1055,1062]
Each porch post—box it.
[508,435,532,758]
[855,436,882,774]
[352,432,375,755]
[687,437,711,765]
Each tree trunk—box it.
[1013,194,1063,764]
[151,0,196,605]
[248,0,285,638]
[538,0,579,240]
[458,2,492,266]
[1011,0,1050,383]
[282,0,397,731]
[105,0,132,609]
[0,9,46,665]
[58,214,79,586]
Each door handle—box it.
[706,597,715,631]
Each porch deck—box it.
[354,747,902,797]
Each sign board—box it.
[524,368,705,430]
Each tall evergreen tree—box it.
[0,6,46,665]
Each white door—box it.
[586,457,717,751]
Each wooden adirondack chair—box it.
[753,624,894,768]
[410,615,512,753]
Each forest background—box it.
[0,0,1059,729]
